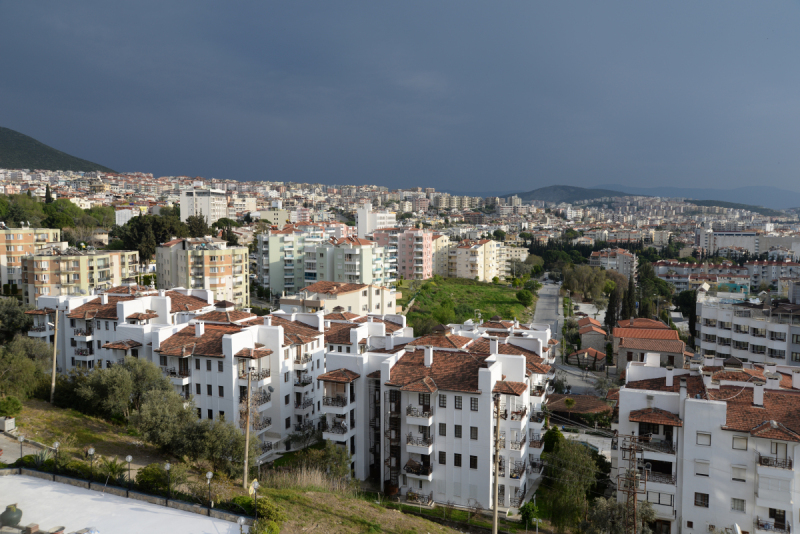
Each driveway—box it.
[534,283,563,335]
[0,433,42,463]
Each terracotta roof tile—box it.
[401,376,439,393]
[234,346,273,359]
[578,317,602,328]
[353,316,404,333]
[318,368,360,383]
[155,324,242,358]
[386,349,489,393]
[166,291,211,313]
[67,296,134,320]
[618,338,686,353]
[709,386,800,439]
[625,375,706,398]
[407,333,474,350]
[324,312,362,321]
[25,307,55,315]
[579,325,607,336]
[493,380,527,396]
[193,310,256,324]
[301,281,368,295]
[613,328,680,340]
[102,340,142,350]
[629,407,683,427]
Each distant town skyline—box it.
[2,2,800,193]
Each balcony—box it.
[528,461,544,475]
[294,374,313,388]
[259,441,274,455]
[294,353,313,365]
[510,461,526,479]
[74,328,94,341]
[404,461,433,480]
[323,421,351,437]
[406,434,434,455]
[163,367,191,386]
[757,519,790,534]
[406,405,433,426]
[294,421,315,433]
[74,348,94,357]
[642,471,676,485]
[295,397,314,411]
[28,325,52,337]
[758,453,793,470]
[509,439,526,451]
[641,438,676,455]
[529,435,543,449]
[253,417,272,432]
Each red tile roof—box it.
[193,310,256,324]
[579,325,606,336]
[301,281,367,295]
[578,317,602,328]
[318,368,360,383]
[613,328,680,340]
[155,324,242,358]
[234,345,273,359]
[68,296,134,320]
[407,333,474,350]
[324,312,362,321]
[102,340,142,350]
[386,350,489,393]
[618,338,686,354]
[709,386,800,440]
[492,380,527,396]
[629,407,683,427]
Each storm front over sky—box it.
[2,1,799,193]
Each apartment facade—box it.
[589,248,638,280]
[0,225,62,292]
[450,239,503,282]
[180,188,227,225]
[20,249,140,305]
[356,203,397,238]
[372,228,432,280]
[278,281,402,316]
[431,234,452,278]
[616,357,800,534]
[156,237,249,308]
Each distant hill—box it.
[687,200,783,217]
[597,183,800,210]
[516,185,627,204]
[0,126,115,173]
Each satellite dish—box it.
[268,386,274,393]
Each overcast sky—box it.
[2,2,800,193]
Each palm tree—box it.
[563,398,576,420]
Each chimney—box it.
[100,293,108,305]
[424,346,433,367]
[159,289,166,297]
[703,355,714,368]
[489,337,499,355]
[264,315,271,326]
[665,366,674,387]
[766,373,780,390]
[195,321,205,337]
[629,317,634,327]
[385,334,394,351]
[792,369,800,390]
[368,315,374,323]
[679,377,687,419]
[753,380,765,407]
[316,310,325,333]
[765,361,777,375]
[702,371,712,388]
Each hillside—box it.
[0,126,115,173]
[597,183,800,210]
[516,185,626,204]
[688,199,784,217]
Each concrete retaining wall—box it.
[129,491,167,507]
[0,468,20,476]
[90,483,127,498]
[209,509,252,526]
[20,468,54,481]
[168,500,208,516]
[54,475,89,489]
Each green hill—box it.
[689,199,784,217]
[516,185,627,204]
[0,126,115,173]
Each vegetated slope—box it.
[516,185,626,203]
[688,199,783,217]
[0,126,115,172]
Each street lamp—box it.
[237,516,245,534]
[165,462,171,501]
[206,471,214,508]
[125,455,133,489]
[18,435,24,460]
[253,480,260,521]
[53,442,59,474]
[88,447,95,480]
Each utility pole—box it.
[492,393,502,534]
[617,435,647,534]
[50,307,59,403]
[243,366,253,489]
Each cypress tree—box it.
[45,184,53,204]
[605,290,618,332]
[626,274,636,319]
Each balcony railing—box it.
[510,439,526,451]
[758,454,793,470]
[404,462,433,477]
[510,406,528,421]
[260,442,273,454]
[240,369,271,380]
[164,367,191,378]
[641,438,676,455]
[253,392,271,405]
[757,519,790,534]
[642,471,676,485]
[406,434,434,447]
[74,348,93,356]
[294,375,313,387]
[294,353,313,364]
[529,435,543,448]
[295,398,313,410]
[294,421,315,432]
[323,396,348,407]
[510,461,526,478]
[74,328,93,336]
[528,461,544,474]
[327,422,349,435]
[252,417,272,431]
[29,325,49,332]
[406,405,432,418]
[406,490,433,505]
[529,412,545,423]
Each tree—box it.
[604,289,618,333]
[0,335,50,399]
[202,418,258,477]
[298,440,353,481]
[541,426,564,454]
[122,357,173,414]
[519,501,540,531]
[492,276,500,284]
[493,229,506,241]
[626,274,636,319]
[638,298,652,319]
[593,377,614,397]
[516,289,534,307]
[134,388,198,453]
[0,298,33,343]
[76,364,134,418]
[543,440,598,533]
[563,397,576,420]
[186,214,211,238]
[0,396,23,417]
[45,185,53,204]
[583,497,656,534]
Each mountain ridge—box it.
[0,126,115,173]
[596,183,799,210]
[515,185,628,204]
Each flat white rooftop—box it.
[0,475,249,533]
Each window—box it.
[207,409,213,420]
[455,425,462,438]
[105,321,109,330]
[455,396,462,410]
[195,359,200,370]
[195,383,201,395]
[793,334,800,344]
[638,422,659,436]
[329,345,333,352]
[470,426,478,440]
[694,492,709,507]
[470,397,478,411]
[439,423,446,436]
[687,522,693,529]
[285,417,291,429]
[284,372,289,382]
[469,455,478,469]
[731,498,745,512]
[218,361,223,372]
[793,353,800,362]
[346,346,350,353]
[197,408,201,418]
[337,346,342,352]
[285,395,290,405]
[454,453,462,467]
[732,466,746,482]
[218,386,224,397]
[219,411,225,421]
[696,432,711,446]
[732,436,748,450]
[207,384,212,396]
[695,461,709,477]
[439,394,446,408]
[419,393,430,406]
[439,451,446,465]
[206,360,211,371]
[97,340,101,349]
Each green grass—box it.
[404,277,535,332]
[271,441,326,468]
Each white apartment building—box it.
[356,203,397,239]
[279,281,402,316]
[180,188,227,225]
[589,248,638,280]
[450,239,503,282]
[616,356,800,534]
[319,319,557,509]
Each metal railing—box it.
[294,375,313,386]
[641,439,676,455]
[406,405,432,418]
[74,348,92,356]
[510,461,526,478]
[529,435,543,448]
[757,518,790,534]
[530,412,545,423]
[323,396,348,407]
[404,463,433,477]
[406,434,434,447]
[294,353,313,364]
[295,398,313,410]
[252,417,272,431]
[260,442,273,454]
[406,491,432,505]
[253,392,271,405]
[528,461,544,474]
[29,325,49,332]
[164,368,191,378]
[510,439,526,451]
[642,471,676,484]
[74,328,93,336]
[510,406,528,421]
[758,454,793,470]
[294,422,315,432]
[240,368,271,380]
[327,422,349,435]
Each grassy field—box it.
[399,278,536,332]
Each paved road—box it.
[0,433,41,463]
[533,283,562,334]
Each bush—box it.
[0,396,23,417]
[256,496,287,524]
[135,462,188,495]
[250,519,281,534]
[61,460,92,479]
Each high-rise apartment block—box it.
[372,228,432,280]
[356,203,396,238]
[180,188,227,225]
[0,224,62,292]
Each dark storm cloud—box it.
[2,1,800,192]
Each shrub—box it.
[256,496,287,524]
[0,396,23,417]
[135,462,188,495]
[61,460,92,479]
[250,519,281,534]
